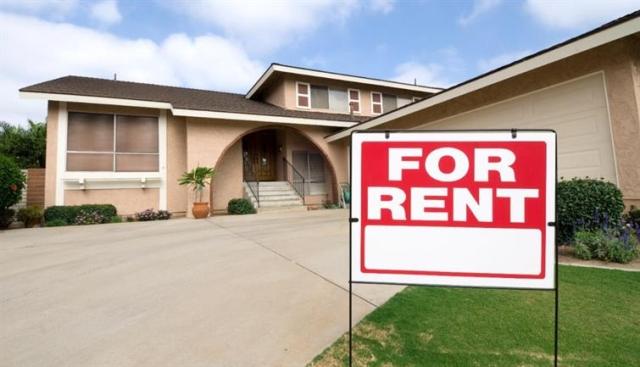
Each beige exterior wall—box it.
[44,101,58,208]
[166,113,188,216]
[185,118,347,215]
[65,189,159,216]
[376,36,640,205]
[266,75,430,116]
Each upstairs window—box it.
[348,89,360,113]
[296,82,310,108]
[371,92,382,114]
[310,85,329,109]
[383,93,398,112]
[67,112,159,172]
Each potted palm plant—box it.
[178,166,215,219]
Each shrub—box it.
[44,204,116,225]
[45,219,67,227]
[74,209,107,225]
[557,178,624,244]
[0,208,15,229]
[0,155,26,228]
[110,216,123,223]
[573,229,639,264]
[227,198,256,215]
[135,209,157,221]
[17,206,43,228]
[156,210,172,220]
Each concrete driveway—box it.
[0,209,401,367]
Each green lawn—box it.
[309,266,640,367]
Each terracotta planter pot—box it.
[192,202,210,219]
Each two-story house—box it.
[19,64,441,216]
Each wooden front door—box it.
[243,130,277,181]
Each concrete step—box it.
[257,206,308,213]
[258,194,302,201]
[258,199,304,207]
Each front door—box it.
[243,130,277,181]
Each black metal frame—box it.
[282,156,306,205]
[242,153,260,208]
[347,129,559,367]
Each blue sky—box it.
[1,0,639,125]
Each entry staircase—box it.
[243,181,306,212]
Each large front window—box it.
[66,112,159,172]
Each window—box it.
[293,151,326,195]
[397,97,412,107]
[383,94,398,112]
[296,82,310,108]
[348,89,360,113]
[328,88,349,113]
[66,112,159,172]
[371,92,382,114]
[310,85,329,109]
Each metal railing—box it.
[242,154,260,208]
[282,157,305,204]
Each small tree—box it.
[0,155,26,228]
[178,166,215,203]
[0,120,46,168]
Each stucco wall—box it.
[376,36,640,204]
[44,101,58,208]
[185,118,347,216]
[211,140,243,212]
[65,189,159,216]
[167,113,188,216]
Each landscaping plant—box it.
[17,206,43,228]
[179,166,215,218]
[134,209,172,221]
[44,204,117,226]
[557,178,624,244]
[227,198,256,215]
[0,155,26,229]
[74,209,108,225]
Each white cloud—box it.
[525,0,640,29]
[390,62,451,88]
[370,0,395,14]
[0,12,264,125]
[458,0,502,26]
[169,0,361,53]
[90,0,121,25]
[477,50,531,72]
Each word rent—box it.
[368,147,539,223]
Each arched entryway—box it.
[211,126,339,212]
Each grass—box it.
[309,266,640,367]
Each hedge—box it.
[557,178,624,244]
[227,198,256,215]
[43,204,117,225]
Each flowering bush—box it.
[572,210,640,263]
[74,209,107,225]
[134,209,172,221]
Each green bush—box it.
[0,155,26,229]
[557,178,624,244]
[110,216,123,223]
[0,208,15,229]
[17,206,43,228]
[44,204,117,225]
[573,229,639,264]
[227,198,256,215]
[74,209,107,225]
[45,219,67,227]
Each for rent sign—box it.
[350,131,556,289]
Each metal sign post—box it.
[348,130,558,366]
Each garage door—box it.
[416,73,617,183]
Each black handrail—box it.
[282,157,305,204]
[242,154,260,208]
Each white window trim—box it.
[370,91,383,115]
[296,81,311,109]
[348,88,361,113]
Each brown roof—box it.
[20,76,370,123]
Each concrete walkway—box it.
[0,209,401,367]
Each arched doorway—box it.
[211,126,339,212]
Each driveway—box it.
[0,209,401,367]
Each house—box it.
[19,64,440,216]
[20,11,640,216]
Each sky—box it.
[1,0,639,126]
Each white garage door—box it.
[416,73,617,183]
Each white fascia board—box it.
[20,91,357,128]
[19,91,172,109]
[245,64,443,99]
[172,108,358,127]
[326,16,640,143]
